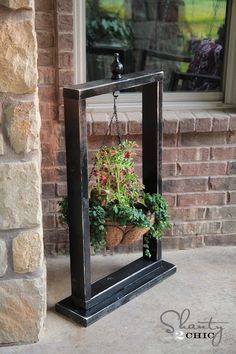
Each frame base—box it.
[55,259,176,327]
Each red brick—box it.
[179,236,204,249]
[162,194,176,207]
[170,207,205,221]
[57,151,66,165]
[41,146,56,167]
[228,192,236,204]
[57,0,73,12]
[38,86,57,102]
[163,134,177,147]
[195,118,212,132]
[58,87,64,104]
[59,52,73,68]
[176,111,195,119]
[42,183,55,198]
[42,200,49,214]
[43,214,56,228]
[163,177,208,193]
[163,119,178,134]
[35,13,54,30]
[205,234,236,246]
[86,113,93,136]
[134,164,142,178]
[209,176,236,190]
[128,120,142,135]
[212,117,229,132]
[42,167,57,182]
[193,111,211,119]
[227,161,236,174]
[173,221,221,236]
[92,114,109,135]
[41,120,57,137]
[111,121,127,136]
[180,132,227,146]
[38,50,55,66]
[39,103,57,120]
[58,70,74,85]
[162,149,177,162]
[179,118,195,133]
[56,167,67,182]
[178,162,227,176]
[56,183,67,197]
[162,163,176,177]
[35,0,54,11]
[222,221,236,234]
[58,105,64,121]
[178,147,210,161]
[162,237,180,250]
[49,199,60,213]
[44,229,68,244]
[163,147,210,163]
[58,33,73,51]
[37,31,55,48]
[228,131,236,144]
[38,67,56,85]
[229,114,236,131]
[211,146,236,160]
[58,14,73,32]
[204,206,236,219]
[178,192,225,206]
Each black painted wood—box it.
[64,98,91,301]
[142,81,163,261]
[56,70,176,326]
[63,70,164,99]
[74,257,163,309]
[56,260,176,327]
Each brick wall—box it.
[35,1,236,255]
[35,0,73,254]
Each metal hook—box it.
[113,90,119,98]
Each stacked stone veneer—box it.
[0,1,45,345]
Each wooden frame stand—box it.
[55,70,176,326]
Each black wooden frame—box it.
[55,70,176,326]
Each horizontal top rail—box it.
[63,70,164,100]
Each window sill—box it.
[86,93,236,112]
[86,109,236,137]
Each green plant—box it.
[58,140,171,256]
[86,1,133,47]
[142,193,171,258]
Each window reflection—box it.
[86,0,227,92]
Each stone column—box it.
[0,0,46,345]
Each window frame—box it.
[73,0,236,109]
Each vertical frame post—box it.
[142,80,163,261]
[64,96,91,305]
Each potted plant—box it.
[59,140,171,258]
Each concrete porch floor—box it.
[1,246,236,354]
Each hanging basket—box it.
[104,221,125,247]
[121,214,155,246]
[104,214,155,247]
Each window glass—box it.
[86,0,228,91]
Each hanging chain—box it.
[89,91,123,182]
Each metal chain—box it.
[89,91,123,182]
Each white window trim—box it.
[73,0,236,110]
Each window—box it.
[74,0,236,105]
[86,0,227,92]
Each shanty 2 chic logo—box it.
[160,308,228,347]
